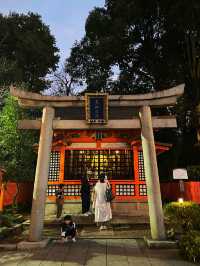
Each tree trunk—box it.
[12,182,19,210]
[196,104,200,143]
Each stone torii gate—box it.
[11,84,184,243]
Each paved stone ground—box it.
[0,239,197,266]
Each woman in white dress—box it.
[92,174,112,230]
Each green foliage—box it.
[0,12,59,92]
[187,165,200,180]
[66,0,200,94]
[0,211,24,227]
[0,57,21,87]
[0,94,38,182]
[65,38,111,93]
[0,213,17,227]
[164,201,200,236]
[179,231,200,263]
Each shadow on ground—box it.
[0,239,196,266]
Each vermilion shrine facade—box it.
[11,85,184,242]
[46,130,170,216]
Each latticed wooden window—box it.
[47,184,81,197]
[138,151,145,181]
[139,184,147,196]
[64,184,81,196]
[48,151,60,181]
[64,149,134,180]
[115,184,135,196]
[47,184,59,196]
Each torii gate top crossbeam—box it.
[10,84,184,108]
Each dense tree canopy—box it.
[65,0,200,96]
[0,95,37,182]
[0,12,59,189]
[64,0,200,172]
[0,12,59,92]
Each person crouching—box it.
[61,215,77,242]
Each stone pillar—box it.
[29,106,55,242]
[139,106,166,240]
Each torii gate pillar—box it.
[29,106,55,242]
[140,106,166,240]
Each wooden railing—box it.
[47,180,147,201]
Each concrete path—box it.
[0,239,196,266]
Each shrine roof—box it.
[131,140,172,155]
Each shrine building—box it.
[46,130,170,216]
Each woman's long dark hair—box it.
[99,173,105,183]
[81,176,88,184]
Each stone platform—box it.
[43,214,150,226]
[45,199,149,217]
[41,224,151,240]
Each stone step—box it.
[44,214,150,226]
[42,224,151,239]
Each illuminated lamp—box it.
[178,198,184,203]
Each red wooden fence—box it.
[1,182,33,207]
[1,181,200,210]
[160,181,200,204]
